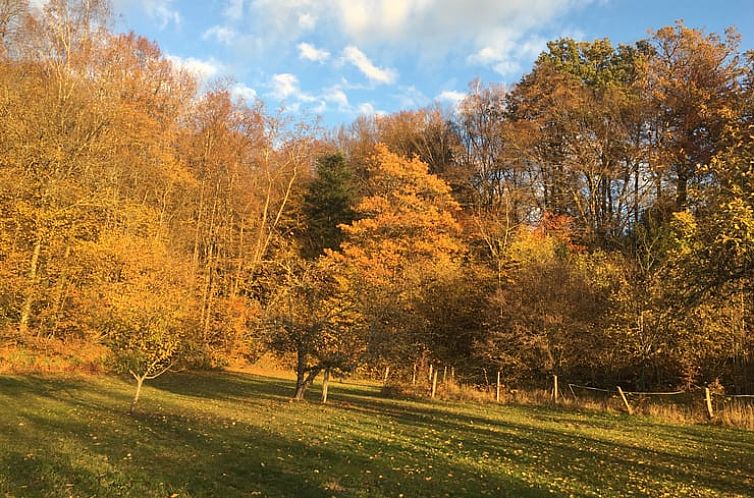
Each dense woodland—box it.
[2,0,754,399]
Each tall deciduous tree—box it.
[336,144,466,367]
[264,256,364,401]
[83,234,197,414]
[647,22,742,210]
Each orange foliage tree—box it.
[335,144,466,369]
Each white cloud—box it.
[297,42,330,63]
[357,102,376,115]
[467,46,500,66]
[227,0,594,77]
[203,25,238,45]
[356,102,386,117]
[219,0,323,56]
[269,73,316,102]
[342,46,397,85]
[223,0,245,20]
[271,73,299,100]
[323,86,350,110]
[468,47,522,76]
[232,83,257,101]
[467,30,548,75]
[395,85,429,108]
[332,0,590,47]
[298,13,317,29]
[437,90,466,106]
[167,55,223,81]
[147,1,180,28]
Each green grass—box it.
[1,372,753,497]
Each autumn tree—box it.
[506,38,650,246]
[264,256,364,401]
[3,4,754,399]
[0,0,26,55]
[475,216,617,384]
[375,106,460,181]
[661,115,754,389]
[82,234,197,413]
[0,0,120,339]
[647,22,743,211]
[335,144,466,371]
[457,80,515,212]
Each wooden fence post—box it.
[429,363,433,384]
[431,369,439,399]
[412,363,417,386]
[383,365,390,386]
[450,366,455,381]
[617,386,633,415]
[705,387,715,420]
[496,371,501,402]
[443,365,447,384]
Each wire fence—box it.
[568,383,687,396]
[405,364,754,424]
[563,381,754,420]
[566,383,754,397]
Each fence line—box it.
[561,379,754,420]
[569,383,699,396]
[568,383,611,393]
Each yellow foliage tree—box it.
[335,144,466,366]
[81,234,197,413]
[264,255,365,401]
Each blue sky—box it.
[106,0,754,126]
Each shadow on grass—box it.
[151,370,295,403]
[1,374,544,498]
[331,385,754,496]
[2,371,754,497]
[147,373,754,496]
[150,371,387,408]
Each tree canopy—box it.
[2,2,754,399]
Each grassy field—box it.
[1,371,753,497]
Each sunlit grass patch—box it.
[1,371,753,497]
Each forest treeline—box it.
[2,0,754,398]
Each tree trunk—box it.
[293,349,321,401]
[294,348,308,400]
[293,368,320,401]
[321,368,330,404]
[19,235,43,336]
[676,167,689,210]
[130,375,144,415]
[293,375,307,401]
[633,162,640,225]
